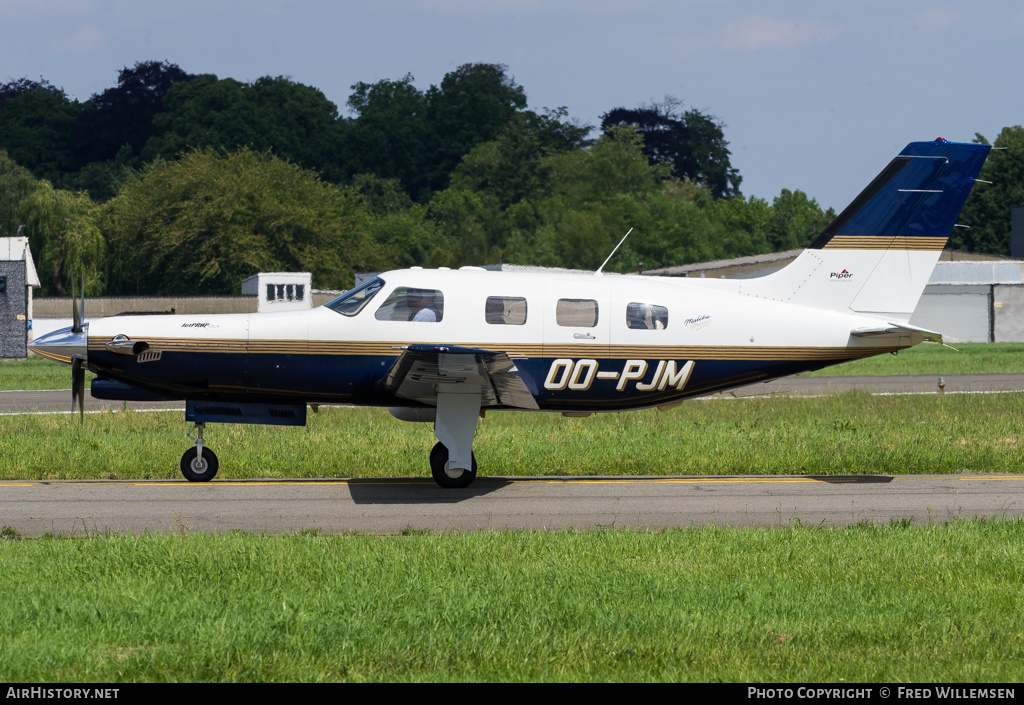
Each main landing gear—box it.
[430,442,477,489]
[181,422,218,481]
[430,391,482,489]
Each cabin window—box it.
[626,302,668,330]
[485,296,527,325]
[556,299,598,327]
[375,287,444,322]
[324,277,384,316]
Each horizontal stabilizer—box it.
[851,322,943,344]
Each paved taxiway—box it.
[3,475,1023,536]
[3,375,1022,536]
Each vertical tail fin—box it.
[738,139,991,320]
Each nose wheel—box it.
[181,422,218,481]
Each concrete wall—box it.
[994,285,1024,342]
[909,283,1024,343]
[0,261,28,358]
[910,285,991,343]
[33,296,258,318]
[33,292,341,318]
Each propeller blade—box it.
[71,354,85,418]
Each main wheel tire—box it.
[180,446,219,482]
[429,442,477,489]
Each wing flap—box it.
[381,344,540,409]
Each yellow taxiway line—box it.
[3,475,1024,488]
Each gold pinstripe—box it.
[822,235,948,251]
[89,336,895,362]
[27,348,74,364]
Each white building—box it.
[241,272,313,313]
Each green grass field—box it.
[804,342,1024,376]
[1,521,1023,682]
[2,391,1022,480]
[0,357,94,390]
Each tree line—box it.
[0,61,1017,296]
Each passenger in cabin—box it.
[407,289,437,322]
[626,303,668,330]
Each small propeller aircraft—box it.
[30,138,991,487]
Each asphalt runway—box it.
[2,375,1023,536]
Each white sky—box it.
[1,0,1021,212]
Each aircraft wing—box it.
[381,344,540,410]
[850,322,943,344]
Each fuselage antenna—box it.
[596,227,633,275]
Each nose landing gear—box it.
[181,422,219,481]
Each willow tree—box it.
[18,180,105,295]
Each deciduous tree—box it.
[423,63,527,193]
[343,75,431,197]
[0,82,80,181]
[103,149,375,295]
[601,98,741,200]
[73,61,196,168]
[954,127,1024,255]
[144,75,342,175]
[0,150,37,238]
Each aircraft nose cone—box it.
[29,325,88,365]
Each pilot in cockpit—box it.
[407,289,437,322]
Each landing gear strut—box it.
[181,422,218,481]
[431,390,482,488]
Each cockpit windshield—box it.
[323,277,385,317]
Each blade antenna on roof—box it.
[596,228,633,275]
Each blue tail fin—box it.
[737,139,990,321]
[810,139,990,251]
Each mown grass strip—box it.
[0,357,95,391]
[2,392,1023,480]
[803,341,1024,376]
[1,521,1022,682]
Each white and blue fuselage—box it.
[69,267,918,410]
